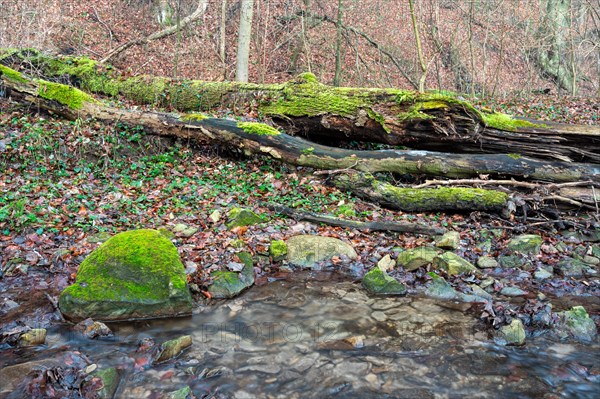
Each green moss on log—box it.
[181,113,209,122]
[0,64,27,83]
[37,81,94,109]
[237,121,280,136]
[482,112,542,131]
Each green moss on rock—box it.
[208,254,254,299]
[396,246,439,271]
[225,207,265,229]
[58,229,193,321]
[237,121,281,136]
[555,306,597,342]
[362,268,407,296]
[269,240,288,261]
[433,252,478,275]
[506,234,543,255]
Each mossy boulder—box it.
[362,268,407,296]
[285,235,358,268]
[432,252,477,275]
[58,229,193,322]
[425,273,460,300]
[554,306,597,343]
[506,234,542,255]
[225,207,265,229]
[208,252,254,299]
[396,246,439,271]
[556,257,596,278]
[269,240,288,261]
[435,231,461,250]
[498,255,527,269]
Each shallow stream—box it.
[2,274,599,398]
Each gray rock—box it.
[556,258,595,278]
[74,318,112,339]
[435,231,461,250]
[286,235,357,268]
[498,255,526,269]
[433,252,477,275]
[209,252,254,299]
[506,234,542,255]
[396,246,439,271]
[500,286,527,297]
[582,255,599,265]
[554,306,598,343]
[477,256,498,269]
[172,223,198,237]
[425,274,460,300]
[59,229,193,322]
[534,268,553,280]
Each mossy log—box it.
[1,63,599,195]
[2,49,599,163]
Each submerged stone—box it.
[362,268,407,296]
[506,234,542,255]
[425,274,459,300]
[497,319,526,346]
[18,328,46,347]
[225,207,265,229]
[396,246,439,271]
[286,235,357,268]
[433,252,477,275]
[91,367,119,399]
[208,252,254,298]
[166,386,193,399]
[435,231,461,250]
[554,306,598,343]
[155,335,193,363]
[58,229,193,322]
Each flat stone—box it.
[371,311,387,322]
[425,275,459,300]
[396,246,439,271]
[477,256,498,269]
[286,235,357,268]
[59,229,193,322]
[500,286,527,296]
[556,258,594,278]
[534,268,553,280]
[433,252,477,275]
[506,234,543,255]
[435,231,461,250]
[172,223,198,237]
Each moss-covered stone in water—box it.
[155,335,193,363]
[497,319,526,346]
[0,64,27,83]
[269,240,287,261]
[237,121,281,136]
[92,367,119,399]
[225,207,265,229]
[555,306,597,343]
[208,254,254,299]
[37,80,94,109]
[362,268,407,296]
[58,229,193,321]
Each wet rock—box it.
[239,363,282,374]
[164,386,193,399]
[500,286,527,297]
[74,318,113,339]
[506,234,542,255]
[286,235,357,268]
[155,335,193,363]
[225,207,264,229]
[554,306,598,343]
[290,353,319,373]
[477,256,498,269]
[59,229,193,321]
[534,268,553,280]
[556,257,595,278]
[432,252,477,275]
[498,255,527,269]
[269,239,287,261]
[425,274,459,300]
[469,284,492,300]
[208,252,254,298]
[172,223,198,238]
[371,311,387,322]
[396,246,438,271]
[377,254,395,272]
[362,268,407,296]
[89,367,119,399]
[497,319,526,346]
[435,231,461,250]
[18,328,46,346]
[0,358,62,394]
[582,255,599,265]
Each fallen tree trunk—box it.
[2,49,599,163]
[1,63,598,191]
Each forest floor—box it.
[0,94,598,351]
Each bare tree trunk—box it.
[235,0,255,82]
[409,0,427,92]
[220,0,228,80]
[333,0,344,86]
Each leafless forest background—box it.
[1,0,599,98]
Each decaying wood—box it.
[266,204,445,235]
[2,49,600,164]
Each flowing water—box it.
[1,273,599,398]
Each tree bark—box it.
[235,0,254,82]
